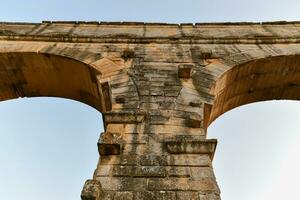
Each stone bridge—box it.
[1,21,300,200]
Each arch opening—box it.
[0,52,107,199]
[208,100,300,200]
[0,52,104,111]
[206,54,300,128]
[0,97,104,200]
[206,54,300,200]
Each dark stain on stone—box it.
[11,82,26,97]
[0,29,16,35]
[121,48,135,61]
[288,83,298,87]
[101,82,112,111]
[98,143,121,155]
[178,64,193,79]
[189,102,201,107]
[185,118,201,128]
[115,97,126,103]
[191,47,213,63]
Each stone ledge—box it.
[1,35,300,44]
[103,111,146,124]
[164,138,217,160]
[2,21,300,44]
[100,154,212,167]
[2,20,300,26]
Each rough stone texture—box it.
[1,21,300,199]
[81,179,103,200]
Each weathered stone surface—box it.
[198,192,221,200]
[177,191,200,200]
[112,166,166,177]
[81,179,102,200]
[135,191,176,200]
[1,21,300,200]
[165,138,217,159]
[139,155,168,166]
[178,64,194,78]
[98,143,121,155]
[114,192,134,200]
[147,177,219,191]
[167,166,191,177]
[104,111,146,124]
[96,177,147,191]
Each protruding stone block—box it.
[165,138,217,160]
[98,143,121,155]
[98,132,122,155]
[81,179,102,200]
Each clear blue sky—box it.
[2,0,300,23]
[1,1,300,199]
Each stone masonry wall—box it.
[95,54,220,199]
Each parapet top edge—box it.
[0,20,300,27]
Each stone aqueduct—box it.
[1,21,300,199]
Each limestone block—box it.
[147,177,219,191]
[114,191,134,200]
[167,166,191,178]
[165,138,217,160]
[98,132,122,155]
[81,179,103,200]
[112,166,166,177]
[177,191,200,200]
[135,191,176,200]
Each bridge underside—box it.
[1,21,300,200]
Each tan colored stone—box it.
[1,21,299,200]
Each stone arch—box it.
[0,49,109,199]
[0,45,139,200]
[0,43,136,113]
[0,51,106,111]
[207,54,300,128]
[0,43,102,67]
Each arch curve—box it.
[0,52,104,111]
[207,54,300,127]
